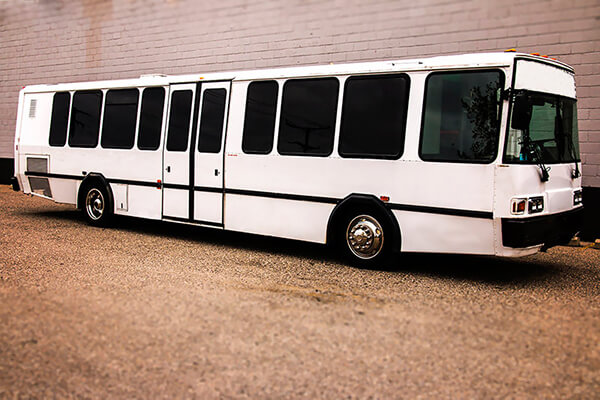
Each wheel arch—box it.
[326,193,402,254]
[77,173,114,211]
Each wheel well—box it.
[77,174,113,210]
[326,194,401,253]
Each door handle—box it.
[166,166,171,173]
[214,169,220,176]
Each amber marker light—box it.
[380,195,390,202]
[505,48,516,52]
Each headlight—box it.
[528,196,544,214]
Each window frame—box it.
[68,89,104,149]
[100,88,140,150]
[338,73,411,160]
[137,86,166,151]
[241,80,279,155]
[165,89,194,152]
[197,88,228,154]
[418,68,505,165]
[48,91,71,147]
[277,77,340,158]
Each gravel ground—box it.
[0,185,599,399]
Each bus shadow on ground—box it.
[29,209,563,287]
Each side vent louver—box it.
[26,157,52,198]
[29,99,37,118]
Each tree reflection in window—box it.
[420,71,503,163]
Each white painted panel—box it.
[494,163,581,219]
[225,194,335,243]
[128,186,162,219]
[111,183,128,211]
[394,210,495,255]
[163,188,188,219]
[19,92,53,147]
[50,179,78,204]
[194,192,222,223]
[514,60,576,98]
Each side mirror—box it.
[511,92,532,130]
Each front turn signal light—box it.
[511,198,527,215]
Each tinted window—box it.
[278,78,339,156]
[49,92,70,147]
[166,90,193,152]
[198,89,227,153]
[69,90,103,148]
[101,89,139,149]
[138,87,166,150]
[339,74,409,159]
[420,70,503,163]
[242,81,278,154]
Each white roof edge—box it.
[20,51,574,93]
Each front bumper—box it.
[502,207,584,248]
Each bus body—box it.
[12,52,583,263]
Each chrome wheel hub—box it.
[346,215,384,260]
[85,188,104,221]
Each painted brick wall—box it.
[1,0,598,186]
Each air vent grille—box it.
[26,157,48,173]
[29,99,37,118]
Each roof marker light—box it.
[505,48,516,52]
[531,52,540,56]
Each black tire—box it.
[338,208,392,267]
[80,183,113,227]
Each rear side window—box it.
[137,87,166,151]
[339,74,410,159]
[69,90,103,148]
[49,92,70,147]
[242,81,278,154]
[101,89,139,149]
[420,70,504,163]
[277,78,339,156]
[166,90,193,152]
[198,89,227,153]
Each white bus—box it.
[12,52,583,265]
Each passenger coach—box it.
[13,52,583,265]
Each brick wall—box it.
[1,0,598,186]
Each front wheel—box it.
[81,184,113,226]
[340,212,391,266]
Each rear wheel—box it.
[81,184,113,226]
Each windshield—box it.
[504,91,579,164]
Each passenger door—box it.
[162,81,230,225]
[162,83,197,220]
[192,81,230,226]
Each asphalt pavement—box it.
[0,185,598,399]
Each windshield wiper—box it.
[521,136,550,182]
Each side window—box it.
[420,70,503,163]
[49,92,70,147]
[138,87,166,151]
[198,89,227,153]
[69,90,103,148]
[277,78,339,156]
[242,81,278,154]
[339,74,410,159]
[101,89,139,149]
[166,90,193,152]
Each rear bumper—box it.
[502,207,584,248]
[11,176,20,192]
